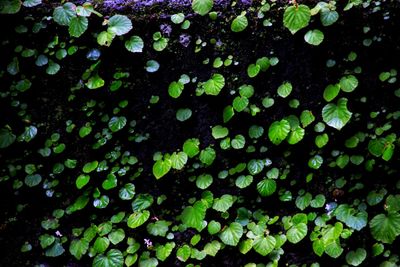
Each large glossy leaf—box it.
[192,0,213,16]
[369,213,400,243]
[181,201,206,231]
[322,98,352,130]
[219,222,243,246]
[69,16,88,38]
[127,210,150,229]
[252,236,276,256]
[108,116,127,132]
[0,128,16,148]
[212,194,233,212]
[107,15,132,36]
[346,248,367,266]
[287,223,308,244]
[69,239,89,260]
[268,119,290,145]
[125,36,144,53]
[53,3,76,26]
[204,74,225,95]
[231,13,248,32]
[93,249,123,267]
[283,5,311,34]
[257,179,276,197]
[152,159,172,179]
[335,204,367,231]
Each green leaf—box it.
[108,229,125,245]
[231,13,248,32]
[321,10,339,26]
[346,248,367,266]
[176,108,192,121]
[171,13,185,24]
[127,210,150,228]
[322,98,352,130]
[170,152,188,170]
[0,128,16,148]
[204,73,225,95]
[304,29,324,46]
[147,220,171,237]
[93,237,109,253]
[235,175,253,189]
[181,201,206,231]
[83,161,98,173]
[268,119,290,145]
[300,110,315,128]
[277,82,292,98]
[168,81,184,98]
[125,36,144,52]
[340,75,358,93]
[45,242,65,257]
[152,159,172,179]
[69,239,89,260]
[119,183,135,200]
[295,193,312,210]
[192,0,213,16]
[287,223,308,244]
[212,125,229,139]
[69,16,88,38]
[335,204,368,231]
[108,116,127,132]
[183,138,200,158]
[287,126,305,145]
[155,242,175,261]
[177,245,191,262]
[0,0,21,14]
[257,179,277,197]
[231,135,246,149]
[252,236,276,256]
[199,147,216,166]
[323,84,340,102]
[86,74,104,89]
[146,60,160,73]
[325,240,343,258]
[233,96,249,112]
[53,3,76,26]
[76,174,90,189]
[369,213,400,244]
[212,194,233,212]
[207,220,221,235]
[283,4,311,34]
[93,249,124,267]
[219,222,243,246]
[25,174,42,187]
[107,15,132,36]
[196,174,213,189]
[203,240,221,256]
[46,61,61,75]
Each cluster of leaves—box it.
[1,0,400,267]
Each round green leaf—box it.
[127,210,150,229]
[93,249,123,267]
[231,14,248,32]
[219,222,243,246]
[304,29,324,46]
[192,0,213,16]
[340,75,358,92]
[268,119,290,145]
[287,223,308,244]
[125,36,144,53]
[283,5,311,34]
[322,98,352,130]
[69,16,88,38]
[107,15,132,36]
